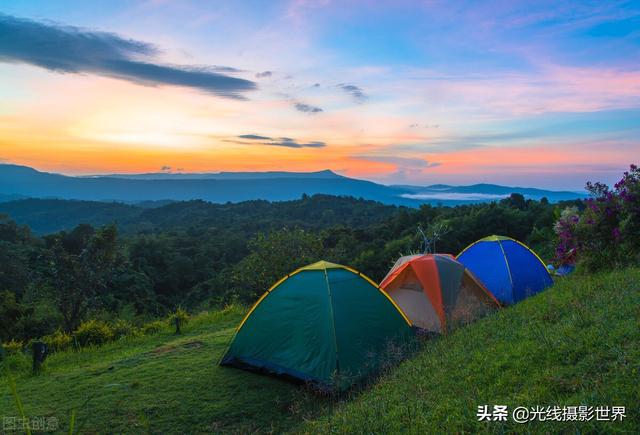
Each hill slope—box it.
[303,268,639,433]
[0,195,400,235]
[1,268,637,433]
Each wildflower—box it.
[612,227,621,241]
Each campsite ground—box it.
[1,268,638,433]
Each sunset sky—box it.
[1,0,639,190]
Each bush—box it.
[553,206,580,264]
[168,307,190,333]
[2,339,24,355]
[555,164,640,271]
[141,320,165,335]
[42,329,73,352]
[111,319,139,340]
[74,319,114,347]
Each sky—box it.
[1,0,639,190]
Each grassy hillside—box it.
[303,267,640,434]
[0,307,332,433]
[1,268,638,433]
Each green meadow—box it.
[2,268,639,434]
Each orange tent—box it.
[380,254,500,333]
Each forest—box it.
[1,192,584,343]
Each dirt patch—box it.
[151,345,175,355]
[150,340,204,355]
[181,340,203,349]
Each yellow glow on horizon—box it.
[1,64,636,186]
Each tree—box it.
[0,215,35,297]
[43,224,118,331]
[231,228,323,301]
[418,222,451,253]
[0,290,32,341]
[503,193,527,210]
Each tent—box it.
[380,254,499,333]
[220,260,414,391]
[457,235,553,305]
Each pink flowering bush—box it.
[555,164,639,271]
[553,206,580,265]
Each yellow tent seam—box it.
[342,266,413,327]
[496,239,516,302]
[323,268,341,377]
[456,239,479,258]
[233,262,413,340]
[234,268,303,333]
[510,238,553,278]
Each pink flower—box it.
[612,227,621,241]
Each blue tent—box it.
[456,235,553,305]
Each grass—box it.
[301,267,640,434]
[0,306,333,433]
[1,269,639,434]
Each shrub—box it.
[168,307,190,333]
[141,320,165,335]
[554,164,640,271]
[42,329,73,352]
[111,319,139,340]
[74,319,114,347]
[2,339,24,355]
[553,206,580,265]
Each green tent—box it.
[220,260,414,391]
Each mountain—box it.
[82,169,341,180]
[0,164,586,206]
[0,164,417,206]
[0,193,28,203]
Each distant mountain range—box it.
[0,164,586,206]
[81,169,341,180]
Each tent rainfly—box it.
[457,235,553,305]
[220,260,414,391]
[380,254,500,333]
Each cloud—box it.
[396,129,544,153]
[338,83,368,102]
[255,71,273,78]
[238,134,272,140]
[354,155,440,168]
[211,65,244,73]
[402,192,509,201]
[353,154,441,184]
[160,165,172,172]
[235,134,326,148]
[0,14,256,99]
[410,123,440,129]
[413,65,640,116]
[294,102,323,113]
